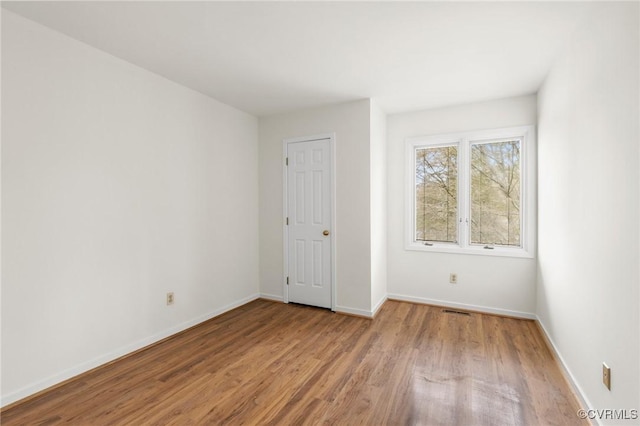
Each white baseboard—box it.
[334,297,387,319]
[1,293,261,408]
[262,295,377,318]
[387,293,536,319]
[535,316,598,425]
[259,293,284,302]
[334,305,374,318]
[372,295,388,317]
[7,290,590,424]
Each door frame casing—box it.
[282,133,336,311]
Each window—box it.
[470,139,521,247]
[415,144,458,243]
[405,126,535,258]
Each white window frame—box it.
[405,125,536,258]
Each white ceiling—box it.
[3,1,599,117]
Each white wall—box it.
[258,100,373,315]
[370,100,387,313]
[1,11,259,405]
[537,3,639,419]
[387,95,537,317]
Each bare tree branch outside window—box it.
[470,140,521,246]
[415,146,457,243]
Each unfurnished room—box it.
[1,1,639,425]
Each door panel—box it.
[287,138,332,309]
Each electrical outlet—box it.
[450,273,458,284]
[166,292,174,306]
[602,363,611,390]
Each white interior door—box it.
[286,137,332,309]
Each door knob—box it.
[323,230,330,236]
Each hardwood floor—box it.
[1,299,586,425]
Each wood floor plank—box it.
[1,299,587,425]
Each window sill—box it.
[405,242,534,259]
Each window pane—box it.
[415,146,457,243]
[470,140,521,246]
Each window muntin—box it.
[470,139,521,247]
[405,126,535,258]
[415,145,458,243]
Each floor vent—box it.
[442,309,471,316]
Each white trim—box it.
[535,317,598,425]
[335,297,386,319]
[371,295,388,317]
[334,305,374,318]
[282,140,289,304]
[2,291,594,422]
[0,293,261,408]
[405,125,536,259]
[403,243,534,258]
[282,133,337,311]
[330,135,337,312]
[259,293,284,302]
[387,293,536,319]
